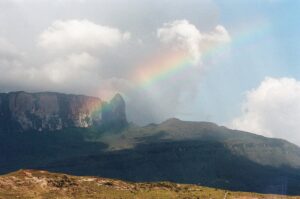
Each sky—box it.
[0,0,300,145]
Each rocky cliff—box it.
[0,91,127,132]
[102,93,128,130]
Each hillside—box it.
[1,93,300,195]
[0,169,299,199]
[1,118,300,194]
[103,118,300,168]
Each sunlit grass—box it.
[0,170,298,199]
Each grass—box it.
[0,170,299,199]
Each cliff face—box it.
[102,93,127,130]
[0,91,127,132]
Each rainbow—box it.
[134,50,194,90]
[93,21,272,105]
[133,44,225,90]
[133,21,272,90]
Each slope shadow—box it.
[34,139,300,195]
[0,129,108,174]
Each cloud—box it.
[0,37,25,80]
[203,25,231,43]
[42,52,99,83]
[38,19,130,53]
[10,0,86,3]
[0,19,132,95]
[0,0,226,125]
[109,19,232,124]
[0,14,230,125]
[0,38,39,91]
[230,77,300,146]
[34,19,230,124]
[157,20,230,64]
[0,37,22,61]
[0,39,100,93]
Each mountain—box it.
[29,119,300,195]
[0,91,127,132]
[0,169,297,199]
[1,119,300,195]
[110,118,300,168]
[1,92,300,195]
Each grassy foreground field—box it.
[0,170,298,199]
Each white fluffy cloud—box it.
[0,19,132,95]
[42,52,99,83]
[0,38,40,91]
[0,39,100,92]
[33,19,133,93]
[231,77,300,146]
[38,19,130,52]
[157,20,230,64]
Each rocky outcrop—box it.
[0,91,127,132]
[102,93,128,130]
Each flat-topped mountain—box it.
[0,91,127,132]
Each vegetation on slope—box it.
[1,119,300,194]
[0,169,299,199]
